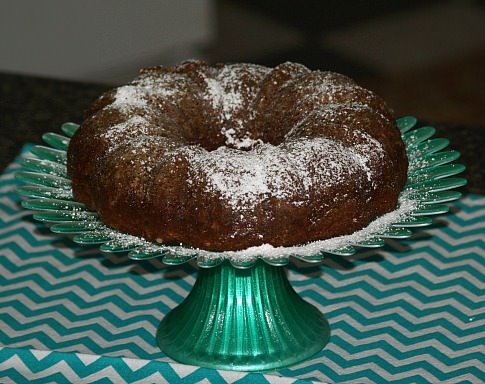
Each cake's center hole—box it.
[190,122,287,152]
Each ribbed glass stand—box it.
[157,260,330,371]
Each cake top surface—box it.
[91,61,390,216]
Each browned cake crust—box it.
[67,60,408,251]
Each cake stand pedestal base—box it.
[157,260,330,371]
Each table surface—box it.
[1,72,484,383]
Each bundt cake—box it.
[67,60,408,251]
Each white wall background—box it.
[0,0,214,84]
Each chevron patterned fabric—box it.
[1,146,484,383]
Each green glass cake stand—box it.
[16,116,466,371]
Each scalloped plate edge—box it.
[16,117,466,268]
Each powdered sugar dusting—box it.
[187,135,384,214]
[204,76,243,121]
[109,86,150,113]
[100,115,151,146]
[189,144,291,207]
[203,64,270,149]
[108,73,184,115]
[221,128,263,150]
[350,133,385,183]
[135,74,180,98]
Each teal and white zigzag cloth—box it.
[1,146,484,384]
